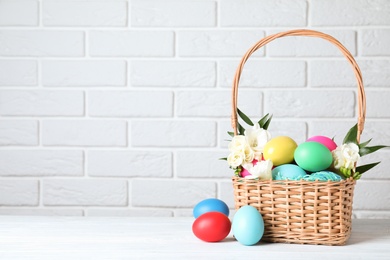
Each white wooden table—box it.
[0,217,389,259]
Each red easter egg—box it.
[192,212,231,242]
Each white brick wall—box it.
[361,29,390,56]
[0,120,38,146]
[0,1,38,26]
[88,91,173,117]
[0,150,83,176]
[43,1,127,27]
[89,31,174,57]
[0,180,38,206]
[88,150,172,177]
[42,120,127,146]
[131,180,216,207]
[0,90,84,116]
[131,1,216,27]
[0,0,389,219]
[219,60,306,87]
[0,60,37,86]
[264,90,355,117]
[42,60,127,86]
[43,179,128,206]
[220,0,307,27]
[131,60,216,87]
[311,0,390,26]
[0,30,84,57]
[177,30,265,57]
[131,121,216,147]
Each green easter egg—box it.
[294,142,333,172]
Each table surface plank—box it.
[0,217,389,259]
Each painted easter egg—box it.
[294,142,333,172]
[232,206,264,246]
[192,212,231,242]
[263,136,297,166]
[307,135,337,151]
[240,160,258,178]
[193,198,229,219]
[272,164,307,180]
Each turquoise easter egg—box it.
[232,206,264,246]
[272,164,307,180]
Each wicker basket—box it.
[231,30,366,246]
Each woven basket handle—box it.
[231,29,366,142]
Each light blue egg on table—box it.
[232,205,264,246]
[272,164,307,180]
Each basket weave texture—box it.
[232,177,355,245]
[231,30,366,246]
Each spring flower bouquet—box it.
[225,109,273,179]
[332,123,388,180]
[225,109,388,181]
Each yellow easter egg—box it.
[263,136,297,166]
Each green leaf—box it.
[340,167,352,178]
[227,131,234,137]
[355,162,381,175]
[237,108,253,126]
[238,122,245,135]
[262,114,273,130]
[234,166,242,177]
[258,113,270,128]
[359,138,372,148]
[343,123,358,145]
[359,145,389,157]
[219,157,227,161]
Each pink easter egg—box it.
[307,135,337,151]
[240,169,252,177]
[240,160,258,177]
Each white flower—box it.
[227,150,245,169]
[244,159,273,180]
[332,143,360,170]
[245,124,271,160]
[342,143,360,168]
[228,135,247,152]
[332,149,344,169]
[227,124,271,169]
[243,145,255,163]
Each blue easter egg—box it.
[272,164,307,180]
[232,205,264,246]
[193,198,229,219]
